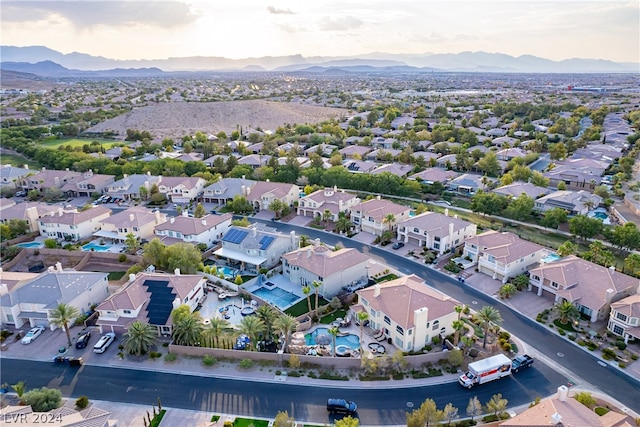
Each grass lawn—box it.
[374,274,399,283]
[40,138,121,150]
[284,296,329,317]
[0,153,41,169]
[319,309,347,324]
[107,271,126,281]
[233,417,269,427]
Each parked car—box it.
[392,242,405,250]
[93,332,116,354]
[53,355,83,366]
[21,325,45,344]
[327,399,357,415]
[75,331,92,349]
[15,190,27,197]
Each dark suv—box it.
[75,331,91,349]
[327,399,357,415]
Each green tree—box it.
[22,387,62,412]
[193,203,206,218]
[269,199,285,218]
[256,304,278,340]
[165,242,204,274]
[470,191,508,216]
[383,213,396,231]
[574,391,596,407]
[420,398,445,426]
[335,416,359,427]
[568,215,602,240]
[123,321,157,355]
[609,222,640,251]
[302,285,312,315]
[11,380,26,400]
[273,410,296,427]
[553,300,579,324]
[335,212,353,234]
[477,152,501,177]
[466,396,482,422]
[238,315,265,351]
[142,238,166,269]
[512,274,530,291]
[549,142,567,160]
[557,240,576,257]
[540,208,568,229]
[623,253,640,276]
[499,283,517,299]
[530,171,550,187]
[172,312,204,346]
[202,317,232,348]
[557,181,567,191]
[443,402,459,426]
[447,349,464,368]
[476,306,503,349]
[328,326,340,357]
[124,232,139,255]
[504,194,534,221]
[49,303,80,347]
[485,393,508,418]
[274,314,298,353]
[228,195,253,214]
[357,311,369,350]
[312,280,322,318]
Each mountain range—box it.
[1,45,638,76]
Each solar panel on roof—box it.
[223,228,248,244]
[259,235,274,250]
[142,279,175,326]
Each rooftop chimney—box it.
[129,213,135,222]
[0,283,7,296]
[174,268,180,276]
[172,297,181,310]
[129,273,136,282]
[182,210,188,217]
[55,262,63,273]
[58,207,63,216]
[556,385,569,402]
[444,208,449,216]
[373,284,381,297]
[23,164,29,170]
[170,217,175,224]
[307,247,312,258]
[123,173,128,179]
[314,238,320,247]
[202,219,207,226]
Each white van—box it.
[93,332,116,354]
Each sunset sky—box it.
[1,0,638,63]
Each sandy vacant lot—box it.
[85,100,349,141]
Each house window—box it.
[434,236,440,242]
[432,320,439,331]
[133,227,139,232]
[612,324,624,336]
[371,309,377,317]
[396,325,404,335]
[616,312,628,322]
[551,281,559,289]
[532,275,540,281]
[408,329,412,335]
[413,227,419,233]
[123,310,131,314]
[488,255,495,263]
[395,337,404,348]
[7,314,13,322]
[384,316,391,325]
[434,243,440,249]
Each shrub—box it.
[224,422,233,427]
[203,355,217,366]
[575,391,596,407]
[75,396,89,409]
[615,341,627,351]
[149,351,162,359]
[22,387,62,412]
[239,358,254,369]
[164,353,177,363]
[602,348,617,360]
[501,342,512,352]
[631,354,638,361]
[558,329,566,336]
[210,415,221,422]
[595,406,610,416]
[568,334,577,341]
[118,254,127,262]
[618,362,627,369]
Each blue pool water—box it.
[82,242,111,252]
[16,242,44,248]
[592,212,608,220]
[216,266,238,279]
[305,327,360,350]
[542,253,561,263]
[252,286,299,310]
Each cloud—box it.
[318,15,362,31]
[267,6,295,15]
[1,1,198,29]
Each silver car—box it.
[21,325,45,344]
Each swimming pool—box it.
[82,242,112,252]
[16,242,44,248]
[252,286,299,310]
[592,212,608,220]
[541,253,561,263]
[216,266,238,279]
[305,327,360,350]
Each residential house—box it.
[174,152,204,162]
[95,271,206,336]
[353,275,459,351]
[157,176,205,204]
[201,177,256,204]
[0,202,59,232]
[0,263,109,329]
[154,212,232,248]
[366,148,402,161]
[244,180,299,211]
[391,116,414,130]
[528,256,639,322]
[495,147,528,161]
[297,187,360,221]
[410,168,459,185]
[397,211,477,256]
[20,168,82,193]
[544,158,609,191]
[371,137,396,150]
[281,243,369,297]
[0,164,31,189]
[500,386,635,427]
[350,197,411,236]
[105,173,161,201]
[370,163,414,177]
[492,182,550,200]
[339,145,372,159]
[214,225,299,273]
[434,154,457,169]
[491,136,518,148]
[39,206,112,241]
[60,170,115,197]
[534,190,602,215]
[607,291,640,344]
[446,174,494,195]
[344,159,378,173]
[94,207,167,243]
[462,231,548,282]
[238,154,270,169]
[304,144,337,157]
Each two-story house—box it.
[463,231,548,282]
[534,190,602,216]
[60,170,115,197]
[528,256,639,322]
[245,180,299,211]
[201,177,257,205]
[281,243,369,298]
[396,211,477,255]
[95,270,206,336]
[20,168,82,194]
[353,275,459,351]
[39,206,112,241]
[607,291,640,344]
[350,197,411,236]
[158,176,206,204]
[0,202,59,232]
[0,164,31,190]
[297,186,360,221]
[94,207,166,243]
[214,225,299,273]
[0,263,109,329]
[154,212,232,248]
[105,173,161,201]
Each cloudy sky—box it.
[1,0,638,63]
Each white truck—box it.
[458,354,512,389]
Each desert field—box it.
[85,99,349,141]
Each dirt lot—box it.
[85,99,349,141]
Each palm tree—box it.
[322,209,332,223]
[49,303,80,347]
[299,235,311,248]
[238,315,265,351]
[335,213,353,234]
[123,321,157,356]
[302,285,312,316]
[554,300,580,325]
[624,253,640,276]
[328,326,340,357]
[357,311,369,349]
[312,280,322,319]
[256,304,278,340]
[274,314,298,353]
[475,306,503,349]
[453,305,465,347]
[202,317,232,348]
[172,313,204,346]
[383,213,396,231]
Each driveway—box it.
[286,214,312,226]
